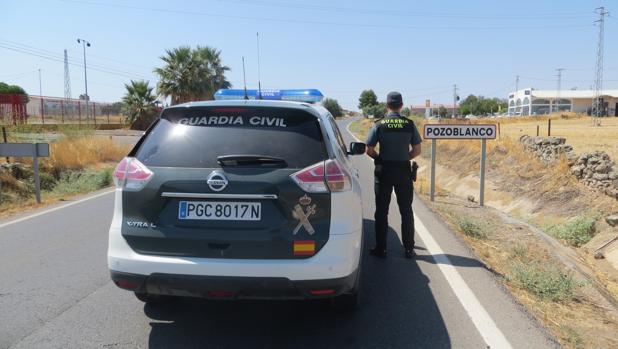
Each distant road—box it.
[0,118,557,348]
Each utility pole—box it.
[593,7,609,125]
[555,68,565,114]
[515,75,519,92]
[452,84,458,118]
[77,38,91,120]
[38,68,44,124]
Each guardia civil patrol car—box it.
[108,89,366,309]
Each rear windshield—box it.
[134,106,326,168]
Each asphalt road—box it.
[0,118,558,349]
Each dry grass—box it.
[422,113,618,162]
[6,136,131,174]
[45,136,129,173]
[430,195,618,349]
[0,135,130,218]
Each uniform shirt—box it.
[365,112,422,162]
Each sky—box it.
[2,0,617,110]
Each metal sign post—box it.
[423,124,496,206]
[0,143,50,203]
[430,139,436,201]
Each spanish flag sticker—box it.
[293,240,315,256]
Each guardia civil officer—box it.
[365,92,422,259]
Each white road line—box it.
[0,189,115,229]
[414,213,512,348]
[344,118,512,349]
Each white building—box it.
[507,88,618,116]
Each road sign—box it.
[0,143,50,203]
[0,143,49,157]
[424,124,497,139]
[423,124,496,206]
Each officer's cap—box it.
[386,91,403,107]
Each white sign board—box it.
[423,124,497,140]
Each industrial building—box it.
[507,88,618,116]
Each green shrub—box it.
[51,169,112,195]
[457,217,487,239]
[36,172,57,191]
[510,261,576,301]
[546,216,596,247]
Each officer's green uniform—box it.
[365,97,421,256]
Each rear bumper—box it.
[111,268,358,300]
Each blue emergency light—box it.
[214,89,324,103]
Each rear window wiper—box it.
[217,155,288,167]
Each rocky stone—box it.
[606,214,618,227]
[548,136,566,145]
[594,173,609,181]
[519,135,618,201]
[570,165,585,178]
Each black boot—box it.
[405,249,416,259]
[370,246,387,258]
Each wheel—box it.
[331,269,361,311]
[331,289,359,310]
[134,292,174,305]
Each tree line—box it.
[358,89,410,118]
[122,45,348,128]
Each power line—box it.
[0,41,153,80]
[58,0,592,31]
[220,0,586,20]
[3,39,155,79]
[0,38,154,79]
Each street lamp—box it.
[77,38,91,120]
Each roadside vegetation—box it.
[546,216,597,247]
[0,127,129,217]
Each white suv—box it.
[108,89,365,309]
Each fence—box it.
[0,94,28,124]
[0,95,123,125]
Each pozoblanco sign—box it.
[423,124,497,139]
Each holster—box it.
[411,161,418,182]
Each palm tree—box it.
[154,46,231,105]
[121,80,157,126]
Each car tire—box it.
[134,292,174,305]
[331,289,359,311]
[331,268,361,311]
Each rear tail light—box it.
[290,159,351,193]
[113,279,140,290]
[113,157,153,191]
[324,159,351,192]
[309,288,336,296]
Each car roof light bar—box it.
[214,89,324,103]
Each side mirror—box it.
[348,142,366,156]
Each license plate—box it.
[178,201,261,221]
